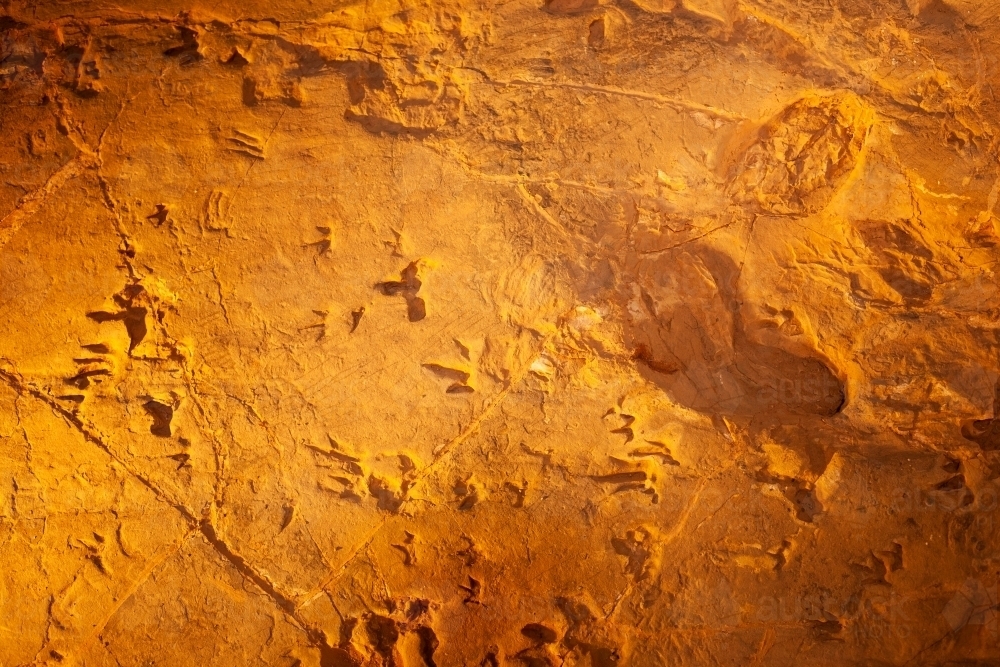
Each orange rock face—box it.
[1,0,999,664]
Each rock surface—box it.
[1,0,1000,664]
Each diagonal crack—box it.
[0,362,197,522]
[70,527,199,658]
[487,76,749,123]
[198,520,298,613]
[296,518,390,613]
[197,521,338,653]
[297,331,547,611]
[0,154,92,253]
[0,361,336,653]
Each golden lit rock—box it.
[1,0,999,664]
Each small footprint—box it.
[376,261,426,322]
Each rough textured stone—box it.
[1,0,999,664]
